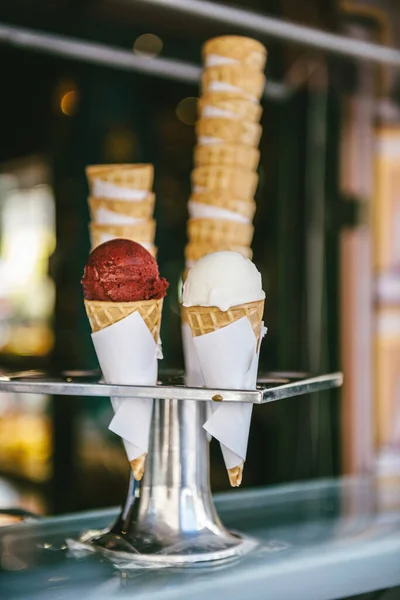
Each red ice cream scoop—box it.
[82,239,169,302]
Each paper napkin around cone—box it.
[194,143,260,170]
[185,242,253,265]
[86,164,154,195]
[188,218,254,247]
[192,165,258,200]
[198,94,262,122]
[202,65,266,101]
[85,298,163,481]
[202,36,267,71]
[196,118,262,148]
[181,307,204,387]
[90,221,156,250]
[185,301,266,486]
[189,193,256,221]
[181,309,214,443]
[89,195,155,222]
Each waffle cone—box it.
[184,299,264,343]
[196,118,262,147]
[90,221,156,249]
[86,164,154,192]
[228,463,244,487]
[198,94,262,122]
[192,166,258,200]
[88,194,155,221]
[185,242,252,263]
[202,65,265,101]
[188,218,254,247]
[84,298,163,342]
[194,143,259,170]
[203,36,267,71]
[189,193,256,220]
[130,454,146,481]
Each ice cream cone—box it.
[90,220,156,249]
[188,218,254,247]
[84,297,163,341]
[189,193,256,221]
[86,164,154,193]
[202,36,267,71]
[192,165,258,200]
[184,299,264,342]
[198,94,262,122]
[84,296,163,481]
[202,65,266,101]
[185,242,252,264]
[88,194,155,221]
[185,298,264,488]
[194,143,259,170]
[182,252,266,487]
[196,118,262,147]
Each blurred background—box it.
[0,0,398,516]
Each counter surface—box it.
[0,477,399,600]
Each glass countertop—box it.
[0,477,399,600]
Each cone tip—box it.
[228,462,244,487]
[130,454,147,481]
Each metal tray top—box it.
[0,370,342,404]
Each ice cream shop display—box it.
[0,34,343,568]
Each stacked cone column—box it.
[184,35,267,271]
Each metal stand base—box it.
[0,369,342,564]
[85,399,254,564]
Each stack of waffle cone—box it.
[185,35,267,268]
[86,164,157,256]
[84,297,164,480]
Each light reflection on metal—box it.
[0,370,343,403]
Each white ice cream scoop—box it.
[182,251,265,312]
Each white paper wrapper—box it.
[205,54,239,67]
[188,201,250,224]
[198,136,224,145]
[92,178,148,201]
[207,82,258,103]
[192,316,267,469]
[91,311,160,461]
[182,322,204,387]
[201,105,238,119]
[181,322,213,441]
[94,207,145,225]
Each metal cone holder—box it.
[0,370,342,564]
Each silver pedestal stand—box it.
[0,370,343,564]
[91,399,246,563]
